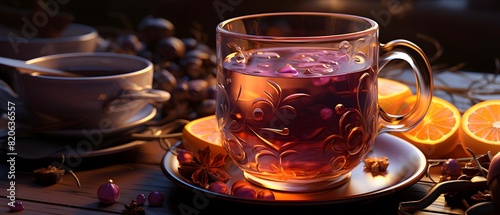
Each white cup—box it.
[6,52,170,130]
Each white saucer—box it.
[0,105,157,159]
[161,133,427,205]
[37,104,157,136]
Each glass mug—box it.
[215,12,432,192]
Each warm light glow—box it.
[235,113,243,119]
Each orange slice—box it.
[392,96,461,158]
[181,115,226,155]
[460,100,500,155]
[378,78,413,114]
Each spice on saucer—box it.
[177,146,230,187]
[363,156,390,173]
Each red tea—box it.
[217,47,378,184]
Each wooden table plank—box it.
[1,161,177,214]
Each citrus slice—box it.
[392,96,461,158]
[181,115,226,155]
[378,78,413,114]
[460,100,500,155]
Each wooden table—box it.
[0,136,471,215]
[1,70,495,214]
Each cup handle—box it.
[118,89,171,102]
[378,39,433,133]
[104,89,171,112]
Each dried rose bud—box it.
[257,189,275,200]
[97,179,120,204]
[9,201,24,212]
[148,191,164,206]
[231,180,257,199]
[136,194,146,205]
[176,149,194,163]
[208,181,229,194]
[441,158,462,178]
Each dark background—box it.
[2,0,499,73]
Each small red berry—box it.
[148,191,164,206]
[9,201,24,212]
[441,158,462,177]
[136,193,146,205]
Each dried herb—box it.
[122,200,145,215]
[178,146,230,187]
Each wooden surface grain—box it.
[0,139,473,215]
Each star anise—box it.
[178,146,230,187]
[122,200,145,215]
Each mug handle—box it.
[378,39,433,133]
[104,89,171,112]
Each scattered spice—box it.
[33,155,81,187]
[471,190,492,203]
[122,200,145,215]
[364,156,390,173]
[177,146,230,187]
[34,165,65,185]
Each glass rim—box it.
[217,12,379,42]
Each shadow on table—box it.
[166,183,432,215]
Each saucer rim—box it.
[0,105,157,159]
[37,104,157,136]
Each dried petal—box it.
[191,169,209,187]
[210,154,227,168]
[196,147,212,164]
[178,162,201,179]
[208,168,231,183]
